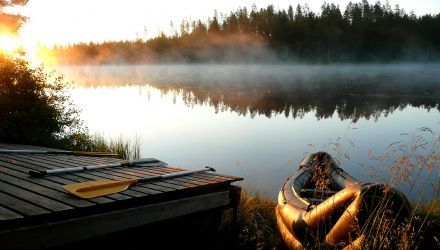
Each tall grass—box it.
[317,127,440,249]
[361,128,439,249]
[217,190,284,249]
[216,191,439,249]
[68,133,141,160]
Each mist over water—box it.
[57,64,440,200]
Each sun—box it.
[0,31,57,65]
[0,34,20,54]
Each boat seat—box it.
[301,188,337,198]
[306,197,325,204]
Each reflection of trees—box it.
[59,65,440,122]
[154,83,439,122]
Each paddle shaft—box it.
[136,166,216,183]
[0,149,117,157]
[73,166,216,193]
[28,158,162,177]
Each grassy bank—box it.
[218,191,283,249]
[216,191,439,250]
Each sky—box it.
[12,0,440,47]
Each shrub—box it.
[0,54,84,147]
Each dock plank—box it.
[117,167,225,189]
[0,191,50,216]
[0,206,23,221]
[0,154,134,200]
[26,154,229,191]
[0,165,97,206]
[0,143,243,249]
[0,172,93,208]
[0,191,232,250]
[24,154,164,196]
[0,158,115,204]
[110,168,200,188]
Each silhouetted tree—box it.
[0,0,84,147]
[0,0,28,34]
[208,10,221,33]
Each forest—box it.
[49,0,440,64]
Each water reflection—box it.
[59,64,440,122]
[59,64,439,200]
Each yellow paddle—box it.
[63,166,215,198]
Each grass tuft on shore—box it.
[219,192,439,250]
[217,190,284,249]
[68,133,141,160]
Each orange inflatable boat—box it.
[276,152,411,249]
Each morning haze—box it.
[51,1,439,201]
[1,0,439,249]
[46,2,440,64]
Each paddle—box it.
[63,166,216,198]
[0,149,117,157]
[28,158,164,177]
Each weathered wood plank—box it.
[40,154,166,173]
[21,154,163,196]
[0,172,93,208]
[47,157,167,195]
[0,143,243,243]
[33,154,123,169]
[0,165,98,205]
[0,206,23,221]
[133,165,239,182]
[107,171,184,191]
[0,192,50,216]
[0,158,115,204]
[110,168,200,188]
[129,167,222,185]
[0,155,134,200]
[61,168,158,196]
[0,181,72,212]
[137,168,236,188]
[0,190,231,250]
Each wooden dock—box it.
[0,143,242,249]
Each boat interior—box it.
[293,153,356,205]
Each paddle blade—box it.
[63,179,136,198]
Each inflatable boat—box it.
[276,152,411,249]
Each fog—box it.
[57,63,440,121]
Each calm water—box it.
[57,64,440,200]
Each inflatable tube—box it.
[276,152,411,249]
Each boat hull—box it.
[276,152,411,249]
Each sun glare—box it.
[0,33,57,65]
[0,34,20,54]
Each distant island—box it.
[47,1,440,64]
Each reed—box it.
[69,133,141,160]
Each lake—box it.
[56,64,440,200]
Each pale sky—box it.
[14,0,440,47]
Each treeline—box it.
[50,0,440,64]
